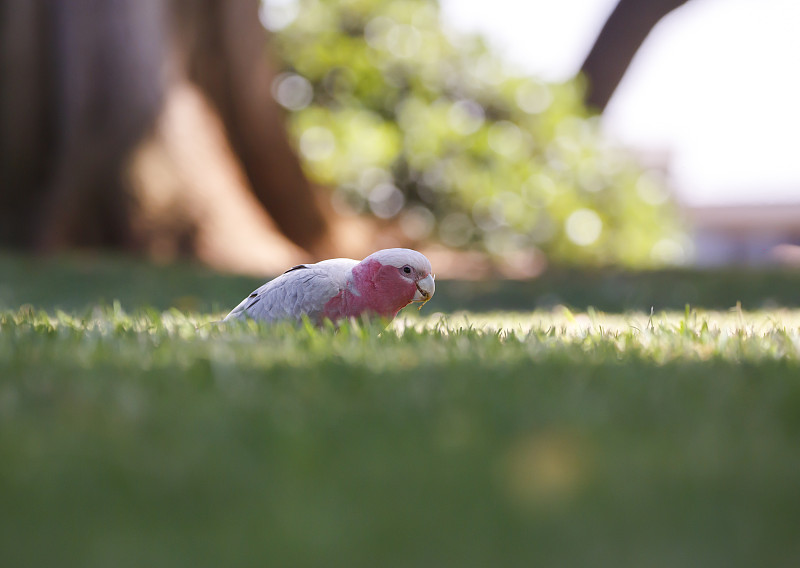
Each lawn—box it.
[2,253,800,567]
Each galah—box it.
[224,248,435,325]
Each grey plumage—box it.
[223,258,358,323]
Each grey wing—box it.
[223,264,349,323]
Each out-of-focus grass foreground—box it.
[3,255,800,567]
[2,0,800,567]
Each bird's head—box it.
[354,248,435,317]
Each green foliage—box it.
[3,306,800,567]
[266,0,686,266]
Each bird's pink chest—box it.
[321,260,416,322]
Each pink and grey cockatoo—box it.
[224,248,435,325]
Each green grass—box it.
[2,253,800,567]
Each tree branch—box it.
[580,0,690,111]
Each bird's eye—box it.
[402,265,412,274]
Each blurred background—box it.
[1,0,798,278]
[439,0,800,268]
[4,6,800,567]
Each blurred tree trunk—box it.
[0,0,329,266]
[580,0,690,111]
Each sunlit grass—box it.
[5,306,800,374]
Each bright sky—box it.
[440,0,800,206]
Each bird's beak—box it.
[413,274,435,308]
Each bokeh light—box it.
[368,182,405,218]
[263,0,684,267]
[299,126,336,161]
[565,209,602,246]
[272,73,314,111]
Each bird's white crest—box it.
[363,248,432,273]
